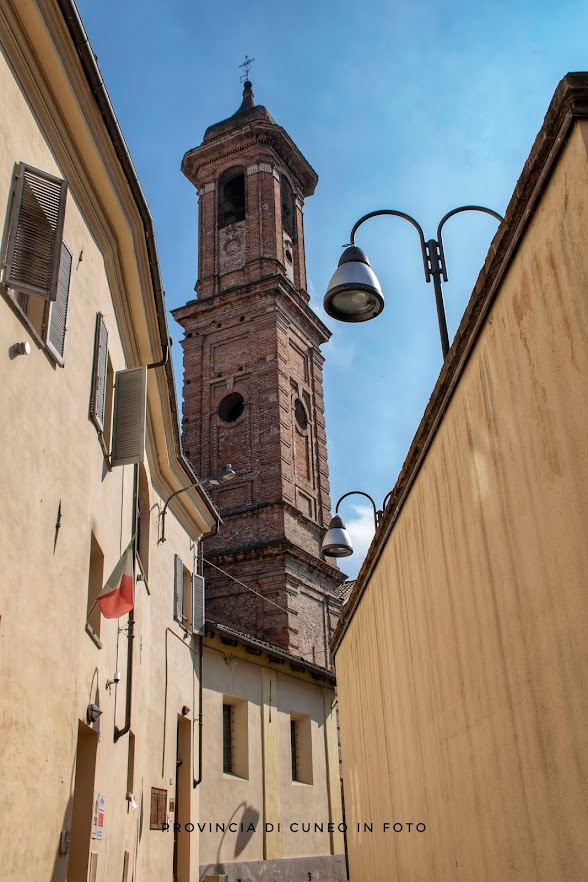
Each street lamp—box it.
[159,464,236,543]
[322,490,392,558]
[323,205,503,358]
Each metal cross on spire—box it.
[239,55,255,83]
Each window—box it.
[291,719,299,781]
[290,713,313,784]
[218,169,245,227]
[3,163,67,301]
[150,787,167,830]
[218,392,245,423]
[90,314,109,433]
[90,314,147,466]
[173,556,205,634]
[294,398,308,432]
[281,175,295,238]
[86,533,104,645]
[110,366,147,467]
[223,704,233,774]
[222,697,249,778]
[5,241,72,363]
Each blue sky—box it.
[76,0,588,577]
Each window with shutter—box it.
[4,163,67,301]
[90,314,109,432]
[4,240,73,363]
[149,787,167,830]
[192,573,205,634]
[111,366,147,467]
[45,243,72,363]
[174,555,184,623]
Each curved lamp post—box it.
[322,490,393,558]
[323,205,503,358]
[159,464,236,543]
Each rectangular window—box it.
[223,704,233,774]
[222,697,249,778]
[86,533,104,645]
[290,713,313,784]
[4,241,72,363]
[149,787,167,830]
[291,719,299,781]
[173,557,205,634]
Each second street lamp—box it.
[323,205,503,359]
[322,490,393,558]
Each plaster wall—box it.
[199,640,344,874]
[0,6,211,879]
[335,122,588,881]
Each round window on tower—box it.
[294,398,308,431]
[218,392,245,423]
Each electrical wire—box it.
[203,557,290,614]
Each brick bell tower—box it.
[172,80,345,668]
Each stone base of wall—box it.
[200,854,347,882]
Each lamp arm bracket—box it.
[435,205,503,283]
[349,209,430,283]
[335,490,378,529]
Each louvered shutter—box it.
[111,366,147,467]
[192,573,205,634]
[45,243,72,362]
[90,314,109,432]
[174,555,184,623]
[4,164,67,301]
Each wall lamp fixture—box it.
[159,464,236,543]
[323,205,502,358]
[321,490,393,558]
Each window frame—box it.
[2,241,72,366]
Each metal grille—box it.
[223,704,233,774]
[291,719,299,781]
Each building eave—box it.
[50,0,220,534]
[205,619,336,684]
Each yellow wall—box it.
[335,121,588,881]
[0,2,214,879]
[199,638,344,871]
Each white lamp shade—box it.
[321,514,354,557]
[324,247,384,323]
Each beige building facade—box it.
[332,74,588,881]
[0,1,218,880]
[198,621,345,881]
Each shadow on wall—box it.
[200,801,261,876]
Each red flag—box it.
[97,545,134,619]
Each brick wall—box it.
[172,106,345,668]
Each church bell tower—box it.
[172,80,344,667]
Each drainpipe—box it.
[193,635,204,788]
[114,463,138,742]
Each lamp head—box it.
[324,246,384,323]
[206,464,236,487]
[321,513,354,558]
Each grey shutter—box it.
[111,366,147,467]
[5,163,67,301]
[174,555,184,622]
[46,243,72,362]
[90,314,109,432]
[192,573,205,634]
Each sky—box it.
[75,0,588,577]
